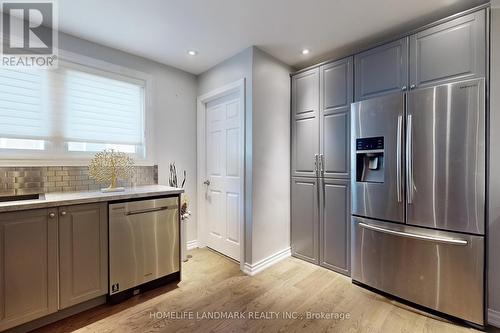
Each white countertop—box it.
[0,185,184,213]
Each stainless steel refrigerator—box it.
[350,78,485,326]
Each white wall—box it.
[197,47,254,261]
[58,33,199,242]
[250,48,291,264]
[489,3,500,322]
[197,47,291,265]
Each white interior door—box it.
[204,92,242,261]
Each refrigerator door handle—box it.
[358,222,468,246]
[396,115,403,203]
[406,114,413,204]
[314,154,319,176]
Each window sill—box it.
[0,158,155,167]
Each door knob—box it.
[410,84,416,90]
[203,180,211,186]
[48,212,56,218]
[60,211,67,216]
[401,86,407,91]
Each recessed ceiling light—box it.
[187,50,198,56]
[301,49,310,55]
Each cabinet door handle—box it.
[320,154,324,173]
[401,86,407,91]
[60,211,67,216]
[48,212,56,218]
[410,84,416,90]
[314,154,319,174]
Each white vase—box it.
[181,216,188,262]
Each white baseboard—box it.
[187,240,198,250]
[242,247,291,276]
[489,308,500,328]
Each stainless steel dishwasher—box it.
[109,196,180,301]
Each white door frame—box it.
[196,78,245,270]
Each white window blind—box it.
[0,61,146,157]
[0,67,49,140]
[51,66,144,145]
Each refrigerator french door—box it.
[350,93,404,223]
[406,80,485,235]
[350,78,485,326]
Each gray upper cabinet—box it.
[321,58,352,111]
[354,9,486,96]
[0,209,58,332]
[319,178,350,275]
[320,57,353,179]
[410,10,486,89]
[59,203,108,309]
[354,37,408,101]
[291,177,319,264]
[292,68,320,177]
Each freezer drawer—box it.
[351,216,484,325]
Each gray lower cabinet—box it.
[59,203,108,309]
[292,68,320,177]
[319,179,350,275]
[0,208,58,332]
[0,203,109,331]
[291,177,350,275]
[409,10,486,89]
[291,177,319,264]
[320,57,352,179]
[354,37,408,101]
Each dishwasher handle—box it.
[125,205,177,216]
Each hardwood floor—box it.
[37,248,496,333]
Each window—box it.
[0,138,45,150]
[0,60,146,159]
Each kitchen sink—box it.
[0,194,45,202]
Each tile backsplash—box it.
[0,165,158,196]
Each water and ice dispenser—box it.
[355,137,384,183]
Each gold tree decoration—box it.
[88,149,135,192]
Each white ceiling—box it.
[57,0,488,75]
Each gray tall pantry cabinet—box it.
[291,57,352,275]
